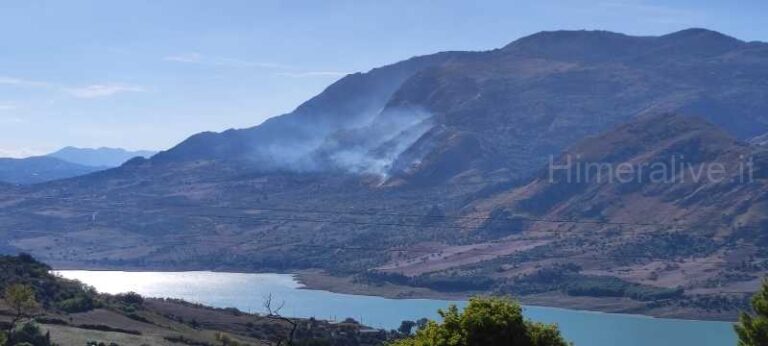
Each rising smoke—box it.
[247,106,434,177]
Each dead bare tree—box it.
[263,293,297,346]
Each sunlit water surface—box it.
[55,270,736,346]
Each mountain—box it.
[48,146,157,167]
[151,51,469,175]
[152,28,768,184]
[1,28,767,319]
[0,156,104,184]
[378,114,766,318]
[0,145,152,184]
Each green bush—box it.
[8,322,53,346]
[389,297,570,346]
[56,293,98,313]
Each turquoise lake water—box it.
[55,270,736,346]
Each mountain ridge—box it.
[0,146,157,185]
[0,156,104,185]
[146,28,768,184]
[48,146,157,167]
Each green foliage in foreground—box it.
[5,284,38,317]
[736,278,768,346]
[390,297,570,346]
[0,254,98,313]
[8,322,54,346]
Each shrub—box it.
[390,297,570,346]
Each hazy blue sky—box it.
[0,0,765,157]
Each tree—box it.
[389,297,570,346]
[215,332,243,346]
[8,322,52,346]
[3,284,38,338]
[263,293,297,346]
[398,320,417,335]
[735,278,768,346]
[415,318,429,331]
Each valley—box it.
[2,28,768,322]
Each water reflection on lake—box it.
[55,270,736,346]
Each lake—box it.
[55,270,736,346]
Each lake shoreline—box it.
[50,262,739,322]
[293,270,739,323]
[53,269,738,346]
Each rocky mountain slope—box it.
[376,114,767,318]
[153,28,768,183]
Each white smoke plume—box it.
[248,106,434,176]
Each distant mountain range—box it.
[48,147,156,167]
[0,147,156,184]
[1,28,767,319]
[0,156,103,185]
